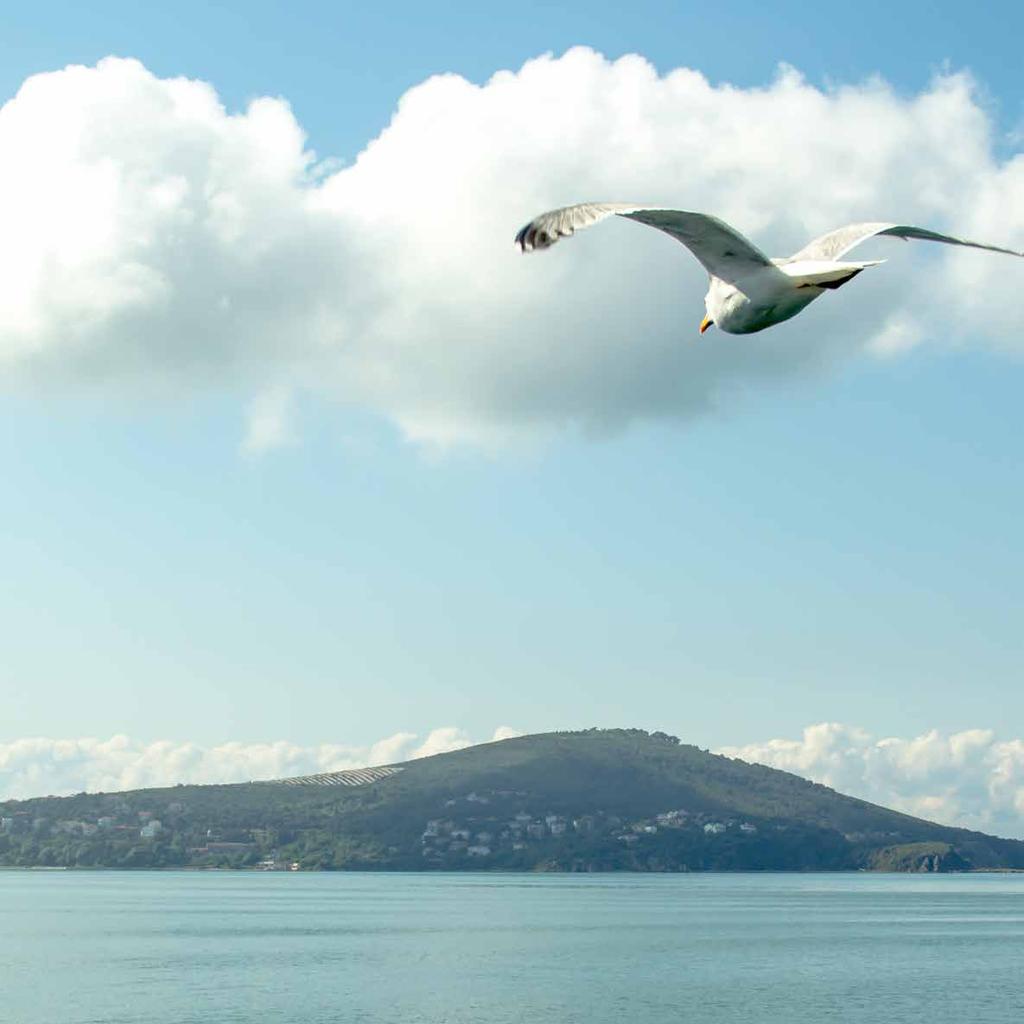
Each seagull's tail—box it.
[783,259,885,290]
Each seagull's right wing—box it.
[515,202,775,283]
[788,222,1024,262]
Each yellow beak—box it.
[699,315,713,334]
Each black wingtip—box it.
[514,223,534,252]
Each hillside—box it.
[2,729,1021,872]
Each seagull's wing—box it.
[515,202,775,283]
[788,222,1024,262]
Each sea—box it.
[1,870,1022,1023]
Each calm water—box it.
[1,871,1022,1023]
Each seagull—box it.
[514,202,1023,335]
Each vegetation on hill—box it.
[2,728,1021,872]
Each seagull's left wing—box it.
[788,222,1024,263]
[515,202,775,284]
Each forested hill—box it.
[2,728,1022,872]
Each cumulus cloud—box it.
[0,52,1021,445]
[242,388,296,454]
[721,723,1024,839]
[0,726,520,800]
[5,720,1021,839]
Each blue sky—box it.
[1,1,1023,822]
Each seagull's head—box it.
[700,280,728,335]
[701,278,747,335]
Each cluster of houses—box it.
[4,785,767,870]
[417,797,760,861]
[0,808,172,840]
[420,808,573,860]
[613,811,758,845]
[1,805,308,868]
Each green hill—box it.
[2,729,1021,872]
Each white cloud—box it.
[409,724,525,759]
[242,388,296,454]
[865,312,925,358]
[0,52,1021,445]
[4,722,1021,839]
[0,726,520,800]
[491,725,523,742]
[411,727,475,758]
[720,723,1024,839]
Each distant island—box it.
[2,729,1022,872]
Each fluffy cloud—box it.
[5,722,1022,840]
[0,52,1022,445]
[721,723,1024,839]
[0,726,520,800]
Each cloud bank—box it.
[1,51,1021,445]
[0,726,520,800]
[722,723,1024,839]
[4,723,1021,839]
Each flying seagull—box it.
[514,202,1023,335]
